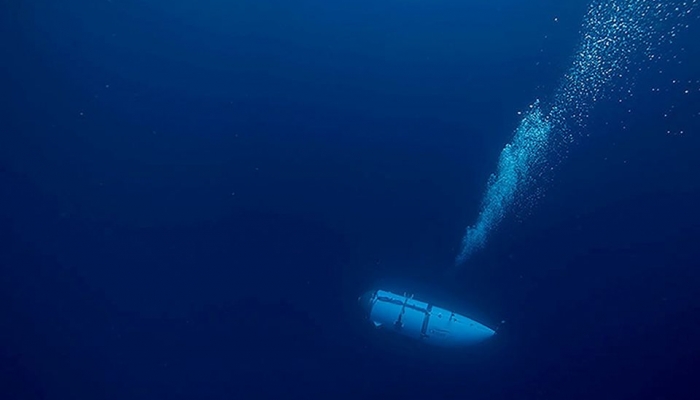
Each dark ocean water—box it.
[1,0,699,399]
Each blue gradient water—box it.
[1,1,699,399]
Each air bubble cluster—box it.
[456,0,697,267]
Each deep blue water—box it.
[2,0,699,399]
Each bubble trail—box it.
[456,102,551,265]
[455,0,697,267]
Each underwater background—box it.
[1,0,699,399]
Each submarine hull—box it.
[359,290,495,347]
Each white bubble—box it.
[456,0,697,267]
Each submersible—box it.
[359,290,495,347]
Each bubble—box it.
[455,0,697,267]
